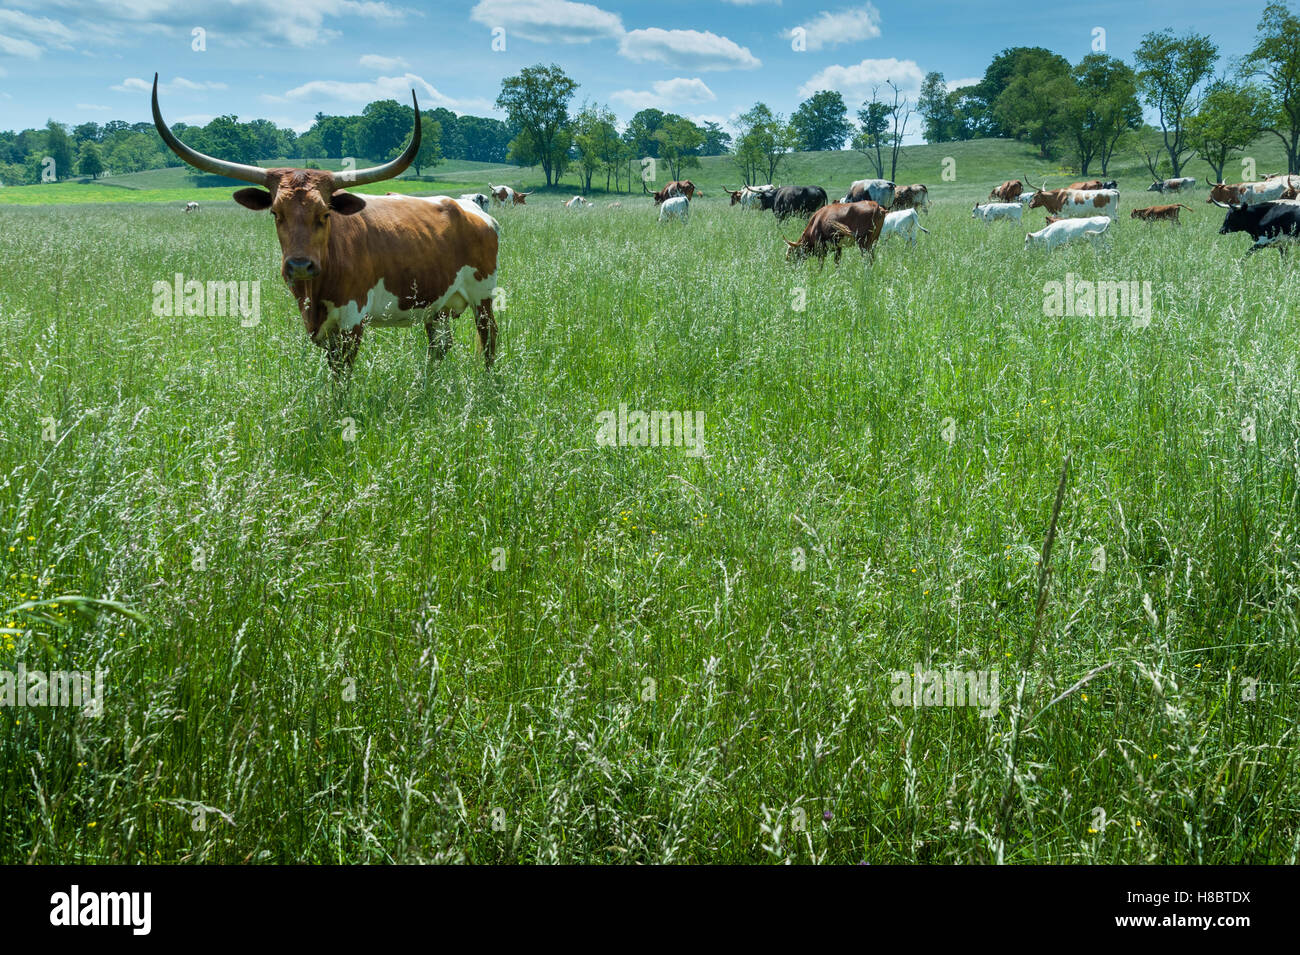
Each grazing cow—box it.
[971,201,1023,223]
[891,184,930,213]
[1029,187,1120,219]
[659,195,690,224]
[1067,179,1118,191]
[184,201,199,212]
[1207,179,1293,206]
[489,185,531,205]
[842,178,896,206]
[773,185,828,220]
[460,192,489,211]
[154,75,499,373]
[989,180,1026,202]
[1212,199,1300,256]
[1025,216,1111,250]
[1130,203,1191,223]
[608,201,623,208]
[564,196,593,209]
[879,209,930,246]
[653,180,699,204]
[725,184,777,208]
[784,200,886,264]
[1148,177,1196,194]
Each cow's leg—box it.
[474,298,498,369]
[325,328,362,376]
[425,309,453,360]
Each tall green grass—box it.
[1,195,1297,863]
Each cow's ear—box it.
[330,191,367,215]
[233,188,273,211]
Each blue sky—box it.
[0,0,1273,139]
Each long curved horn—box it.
[153,73,268,184]
[1210,199,1231,208]
[342,92,421,186]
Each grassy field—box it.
[1,176,1298,863]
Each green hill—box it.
[1,131,1292,206]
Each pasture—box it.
[1,192,1298,863]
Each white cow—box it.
[184,201,199,212]
[879,209,930,246]
[659,195,689,224]
[738,184,776,209]
[843,178,895,206]
[1025,216,1111,250]
[459,192,489,211]
[972,202,1023,223]
[564,195,593,209]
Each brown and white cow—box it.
[891,184,930,213]
[154,74,499,374]
[653,180,699,204]
[784,200,886,264]
[1028,187,1120,219]
[989,180,1026,202]
[1130,203,1191,223]
[489,185,531,205]
[724,184,777,209]
[1207,179,1294,206]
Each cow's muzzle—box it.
[283,258,320,281]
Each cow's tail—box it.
[917,224,930,234]
[1177,204,1192,212]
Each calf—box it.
[653,180,699,204]
[879,208,930,246]
[784,200,886,264]
[891,184,930,213]
[1130,203,1191,223]
[564,195,593,209]
[1213,199,1300,256]
[1148,177,1196,194]
[658,195,689,224]
[184,201,199,212]
[1025,216,1111,250]
[971,201,1023,223]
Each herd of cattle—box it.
[154,76,1300,374]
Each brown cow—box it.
[489,185,531,205]
[783,200,886,264]
[891,184,930,213]
[989,180,1025,202]
[1069,180,1102,190]
[153,74,499,374]
[653,180,699,204]
[1130,203,1191,223]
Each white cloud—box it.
[0,10,76,53]
[76,102,112,111]
[283,73,494,114]
[798,57,924,103]
[112,76,227,93]
[359,54,409,71]
[620,28,759,71]
[946,76,981,92]
[0,34,41,58]
[610,77,716,110]
[469,0,623,43]
[787,5,881,52]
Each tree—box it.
[1060,54,1142,175]
[995,63,1074,158]
[918,72,958,143]
[852,99,891,177]
[1134,29,1218,177]
[496,63,578,186]
[655,114,705,179]
[791,90,852,151]
[732,103,795,184]
[1242,2,1300,175]
[572,103,618,192]
[44,120,73,180]
[1187,81,1270,182]
[699,121,732,156]
[625,108,667,160]
[970,48,1071,138]
[355,99,413,162]
[77,141,104,179]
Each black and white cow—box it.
[1214,200,1300,256]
